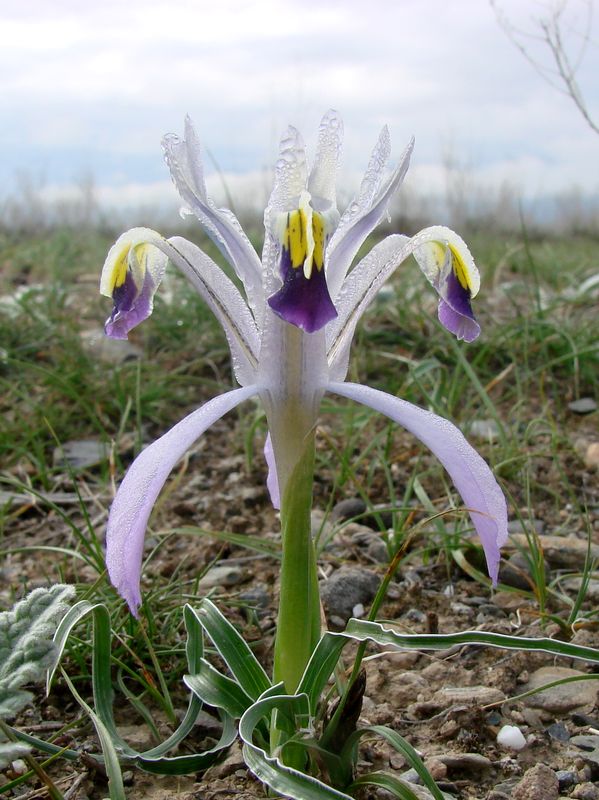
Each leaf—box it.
[342,618,599,663]
[0,584,75,719]
[186,599,271,700]
[239,688,353,800]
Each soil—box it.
[2,406,599,800]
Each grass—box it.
[1,222,598,794]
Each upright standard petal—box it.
[328,382,508,583]
[106,385,260,615]
[326,129,414,299]
[308,109,343,208]
[162,117,264,316]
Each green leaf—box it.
[296,634,347,715]
[187,599,271,700]
[239,689,353,800]
[342,726,445,800]
[0,584,75,719]
[185,658,254,718]
[51,599,236,774]
[342,618,599,663]
[349,771,427,800]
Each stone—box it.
[511,763,559,800]
[198,565,245,590]
[436,752,492,771]
[499,551,549,590]
[571,784,599,800]
[80,328,142,362]
[497,724,527,750]
[331,497,367,522]
[469,419,501,441]
[522,667,599,714]
[547,722,570,742]
[508,534,599,570]
[320,566,380,623]
[556,770,577,790]
[568,398,598,415]
[53,439,109,469]
[584,443,599,470]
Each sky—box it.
[1,0,598,218]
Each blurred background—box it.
[1,0,598,234]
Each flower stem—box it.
[273,435,321,693]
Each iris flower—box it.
[101,111,507,682]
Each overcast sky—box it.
[1,0,598,215]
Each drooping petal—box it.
[411,226,480,342]
[326,129,414,299]
[264,432,280,510]
[308,109,343,208]
[162,117,264,316]
[100,228,168,339]
[328,382,508,583]
[327,227,481,382]
[106,385,260,615]
[101,228,260,386]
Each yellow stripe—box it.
[449,244,472,291]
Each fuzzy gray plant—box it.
[0,584,75,768]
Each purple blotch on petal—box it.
[437,269,480,343]
[105,271,155,340]
[268,250,337,333]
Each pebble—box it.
[198,565,245,590]
[522,667,599,713]
[511,763,559,800]
[469,418,501,441]
[508,534,599,570]
[547,722,570,742]
[80,328,142,362]
[499,551,549,590]
[53,439,109,469]
[507,518,545,535]
[436,752,492,771]
[320,566,380,624]
[556,769,577,791]
[497,724,527,751]
[568,398,598,415]
[331,497,367,522]
[572,784,599,800]
[584,443,599,470]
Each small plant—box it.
[42,111,599,799]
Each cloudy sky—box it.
[1,0,598,215]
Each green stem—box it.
[273,436,321,693]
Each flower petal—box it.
[106,385,260,615]
[101,228,260,385]
[411,226,480,343]
[162,117,264,316]
[328,381,508,583]
[100,228,168,340]
[327,227,482,381]
[308,109,343,207]
[326,129,414,299]
[264,432,280,510]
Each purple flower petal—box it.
[106,385,259,615]
[328,382,508,583]
[268,249,337,333]
[105,269,155,340]
[264,432,280,510]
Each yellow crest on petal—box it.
[278,190,326,279]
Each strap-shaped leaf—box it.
[341,726,445,800]
[187,599,271,699]
[240,689,353,800]
[50,600,235,774]
[296,633,347,715]
[349,771,434,800]
[185,659,254,718]
[343,618,599,663]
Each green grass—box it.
[1,223,598,794]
